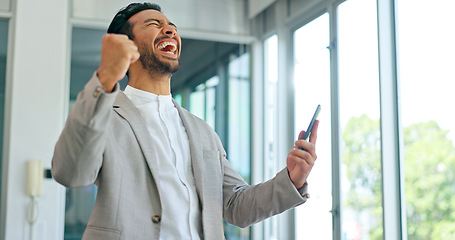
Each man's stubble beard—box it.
[138,42,180,76]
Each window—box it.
[293,13,333,240]
[396,1,455,239]
[338,0,383,239]
[0,19,8,221]
[225,52,251,240]
[189,76,219,129]
[190,84,208,120]
[228,53,251,183]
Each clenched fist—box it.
[97,34,140,92]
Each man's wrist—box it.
[96,70,116,93]
[286,169,305,189]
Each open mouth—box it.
[156,40,178,57]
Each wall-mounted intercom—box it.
[27,159,43,197]
[27,158,43,239]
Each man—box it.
[52,2,319,240]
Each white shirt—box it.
[124,86,202,240]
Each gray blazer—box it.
[52,74,309,240]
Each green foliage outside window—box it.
[403,121,455,239]
[342,115,383,240]
[343,115,455,239]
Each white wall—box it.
[2,0,68,239]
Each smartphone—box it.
[299,104,321,150]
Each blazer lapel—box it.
[173,100,204,198]
[113,92,161,188]
[173,100,224,239]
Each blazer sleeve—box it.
[51,73,119,188]
[220,136,310,228]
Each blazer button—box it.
[152,215,161,223]
[93,86,105,97]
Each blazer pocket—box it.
[83,225,121,240]
[202,150,222,177]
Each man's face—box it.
[129,9,181,75]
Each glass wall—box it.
[227,53,250,184]
[288,0,455,239]
[337,0,383,239]
[0,19,8,221]
[396,0,455,239]
[293,13,333,240]
[189,76,219,129]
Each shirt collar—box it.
[124,85,174,110]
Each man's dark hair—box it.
[107,2,161,39]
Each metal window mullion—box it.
[203,85,207,121]
[215,62,228,148]
[250,39,265,240]
[0,11,14,240]
[327,3,342,240]
[376,0,406,239]
[275,0,295,239]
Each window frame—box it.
[0,14,12,240]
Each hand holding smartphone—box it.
[299,104,321,151]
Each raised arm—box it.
[51,34,139,187]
